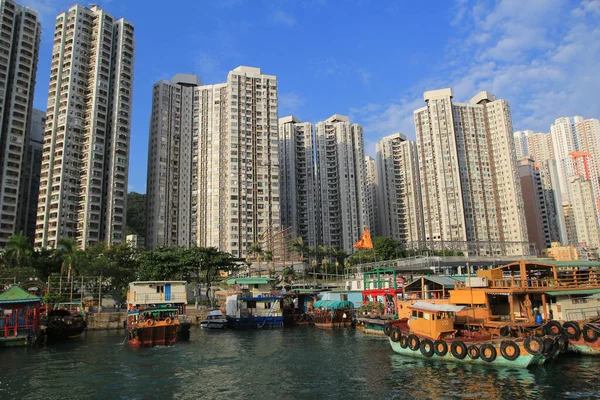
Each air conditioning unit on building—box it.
[466,276,489,288]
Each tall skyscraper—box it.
[414,88,528,256]
[364,156,378,237]
[35,5,135,249]
[526,132,554,163]
[513,130,533,159]
[518,157,552,252]
[315,114,366,253]
[0,0,40,246]
[376,134,424,247]
[551,116,580,202]
[278,116,318,248]
[19,108,44,243]
[146,67,280,258]
[569,175,600,250]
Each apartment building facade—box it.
[364,156,378,237]
[35,5,135,249]
[414,88,529,256]
[146,67,280,258]
[376,134,424,247]
[0,0,40,246]
[315,114,366,253]
[278,116,318,248]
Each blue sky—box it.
[22,0,600,194]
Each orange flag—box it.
[354,227,374,249]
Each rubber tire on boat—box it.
[543,320,564,336]
[556,334,569,353]
[467,345,480,360]
[391,328,401,342]
[384,323,392,337]
[479,344,497,362]
[582,324,599,343]
[524,336,543,355]
[499,326,511,337]
[450,341,468,360]
[500,340,520,361]
[408,334,420,351]
[433,340,448,357]
[562,321,581,341]
[420,339,434,357]
[399,335,409,349]
[542,337,556,355]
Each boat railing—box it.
[133,293,186,303]
[454,274,600,290]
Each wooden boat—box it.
[0,286,42,348]
[43,302,87,340]
[312,300,354,328]
[282,291,318,326]
[126,306,180,347]
[200,310,227,329]
[386,302,559,368]
[559,318,600,355]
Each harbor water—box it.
[1,327,599,399]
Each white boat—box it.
[200,310,227,329]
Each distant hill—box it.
[126,192,146,238]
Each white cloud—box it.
[270,10,297,28]
[355,0,600,143]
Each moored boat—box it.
[386,302,559,368]
[126,306,180,347]
[560,318,600,355]
[312,300,354,328]
[43,302,87,340]
[200,310,227,329]
[0,286,42,348]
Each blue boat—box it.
[225,277,283,329]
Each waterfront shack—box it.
[127,281,187,314]
[0,286,42,347]
[225,277,283,328]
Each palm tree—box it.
[248,242,263,277]
[4,232,32,268]
[290,237,308,262]
[56,237,80,278]
[263,250,274,276]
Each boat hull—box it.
[200,320,227,329]
[0,334,41,348]
[226,316,283,329]
[389,338,545,368]
[128,324,180,348]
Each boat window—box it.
[156,285,164,294]
[412,310,417,318]
[418,311,423,318]
[424,312,430,320]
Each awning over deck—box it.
[226,277,275,285]
[409,302,466,312]
[546,288,600,296]
[313,300,354,309]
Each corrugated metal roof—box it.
[226,277,274,285]
[542,260,600,268]
[0,286,41,304]
[546,288,600,296]
[405,276,462,288]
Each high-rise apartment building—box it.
[364,156,378,237]
[376,134,424,247]
[569,176,600,250]
[35,5,135,249]
[146,67,280,258]
[513,130,533,159]
[0,0,40,246]
[518,157,552,252]
[19,108,44,243]
[315,114,366,253]
[551,117,581,202]
[526,132,554,163]
[278,116,318,247]
[414,88,528,256]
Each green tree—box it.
[137,246,188,281]
[248,242,264,277]
[373,236,401,260]
[56,237,82,277]
[3,232,33,268]
[290,237,308,262]
[31,248,62,279]
[126,192,146,238]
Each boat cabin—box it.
[127,306,179,327]
[226,277,275,298]
[408,302,465,340]
[450,260,600,324]
[127,281,187,314]
[0,286,41,347]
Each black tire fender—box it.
[399,335,408,349]
[479,343,497,362]
[500,340,520,361]
[384,323,392,337]
[467,345,480,360]
[562,321,581,341]
[583,324,599,343]
[451,341,468,360]
[408,334,420,351]
[524,336,543,355]
[419,338,434,357]
[391,328,401,342]
[433,340,448,357]
[543,320,564,336]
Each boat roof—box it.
[226,277,274,285]
[129,281,186,285]
[128,307,178,314]
[313,300,354,309]
[207,310,224,316]
[0,286,41,304]
[409,302,466,312]
[546,288,600,296]
[238,296,282,301]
